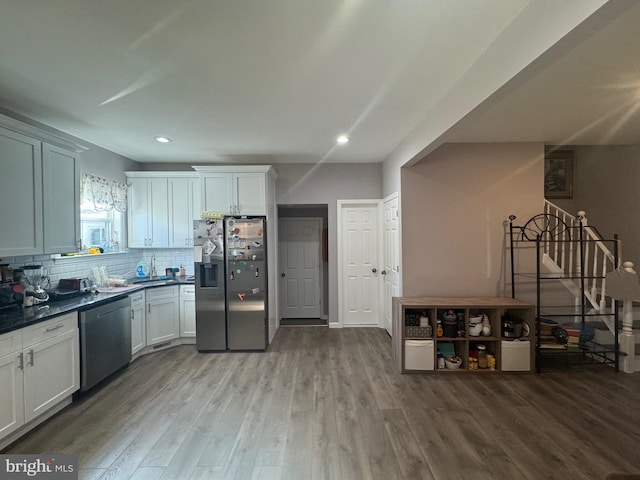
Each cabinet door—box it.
[0,127,43,257]
[146,297,180,345]
[23,329,79,423]
[168,177,200,248]
[148,178,169,248]
[0,352,24,439]
[42,144,80,253]
[202,174,232,214]
[180,286,196,337]
[131,300,146,355]
[128,177,149,248]
[188,177,202,243]
[234,172,266,215]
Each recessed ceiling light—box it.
[336,135,350,144]
[155,136,172,143]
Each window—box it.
[80,173,127,253]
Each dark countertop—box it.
[0,276,194,336]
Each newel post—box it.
[620,262,637,373]
[621,262,636,335]
[577,211,587,226]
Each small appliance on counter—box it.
[58,277,91,292]
[0,284,21,310]
[20,265,50,307]
[47,277,92,302]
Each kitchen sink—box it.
[132,276,179,285]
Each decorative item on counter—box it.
[179,265,186,276]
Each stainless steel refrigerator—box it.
[225,216,268,350]
[194,216,268,351]
[194,218,226,351]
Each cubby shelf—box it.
[392,297,534,374]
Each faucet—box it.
[150,253,157,278]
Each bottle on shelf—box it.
[477,344,488,369]
[436,319,443,337]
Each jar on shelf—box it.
[488,354,496,370]
[477,344,488,369]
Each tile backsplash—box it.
[0,249,195,287]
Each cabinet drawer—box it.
[180,285,195,298]
[22,312,77,347]
[145,285,178,301]
[129,290,145,306]
[0,329,22,357]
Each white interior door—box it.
[339,202,381,326]
[382,193,401,336]
[279,218,322,319]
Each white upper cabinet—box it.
[127,175,169,248]
[42,144,80,254]
[0,115,84,257]
[195,166,276,216]
[169,175,201,247]
[0,127,43,257]
[202,173,233,215]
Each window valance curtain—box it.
[81,172,127,213]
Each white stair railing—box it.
[543,199,620,333]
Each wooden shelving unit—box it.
[392,297,534,373]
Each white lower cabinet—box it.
[180,285,196,337]
[146,286,180,346]
[0,330,24,440]
[130,291,146,355]
[0,312,79,445]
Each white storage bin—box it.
[501,340,530,371]
[404,339,434,371]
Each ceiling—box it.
[0,1,638,165]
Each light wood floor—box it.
[5,327,640,480]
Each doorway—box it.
[278,205,328,326]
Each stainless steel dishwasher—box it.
[79,296,131,392]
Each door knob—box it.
[372,268,377,273]
[281,273,286,278]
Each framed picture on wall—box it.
[544,150,574,199]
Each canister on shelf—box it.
[477,344,488,369]
[488,354,496,370]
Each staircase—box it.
[543,200,640,373]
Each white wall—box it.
[276,163,382,324]
[382,0,614,198]
[567,144,640,265]
[401,143,543,297]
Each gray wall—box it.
[81,145,138,182]
[276,163,382,324]
[401,143,544,297]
